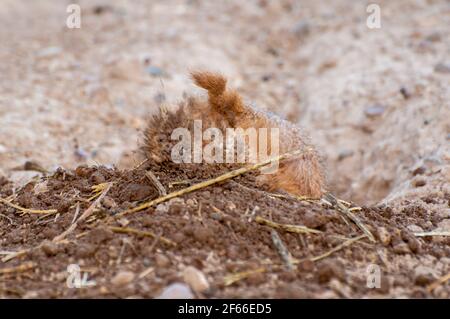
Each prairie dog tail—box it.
[191,71,245,117]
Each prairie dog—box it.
[144,71,325,198]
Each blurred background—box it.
[0,0,448,204]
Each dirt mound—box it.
[0,161,448,298]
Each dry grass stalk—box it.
[308,234,367,262]
[0,261,36,275]
[108,226,176,247]
[133,158,148,170]
[168,180,192,188]
[255,215,322,234]
[138,267,155,279]
[52,183,112,242]
[414,231,450,237]
[271,230,296,270]
[323,193,376,243]
[145,171,167,196]
[0,197,57,215]
[87,182,110,201]
[119,149,305,216]
[223,267,266,286]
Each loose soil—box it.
[0,161,448,298]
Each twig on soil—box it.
[0,251,17,255]
[168,180,193,188]
[306,234,367,262]
[108,226,176,247]
[427,272,450,293]
[0,262,36,275]
[255,216,322,235]
[87,182,110,201]
[138,267,155,279]
[71,203,80,224]
[323,193,376,243]
[223,267,266,286]
[293,195,321,203]
[1,250,28,262]
[52,183,112,242]
[229,180,312,203]
[414,231,450,237]
[119,149,306,216]
[197,202,203,221]
[0,197,57,215]
[337,199,352,207]
[271,230,296,270]
[133,158,148,170]
[145,171,167,196]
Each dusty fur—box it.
[143,71,325,198]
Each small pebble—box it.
[393,242,411,254]
[111,271,135,287]
[338,149,354,161]
[412,177,426,187]
[399,87,410,99]
[155,203,170,213]
[425,32,441,42]
[41,240,59,256]
[210,212,223,221]
[146,66,164,76]
[155,253,170,268]
[155,283,194,299]
[411,165,426,175]
[102,196,117,209]
[364,104,385,117]
[226,201,236,211]
[182,266,210,293]
[292,21,310,38]
[414,266,436,286]
[434,62,450,74]
[117,218,130,227]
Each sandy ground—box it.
[0,0,449,298]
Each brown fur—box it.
[143,71,325,198]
